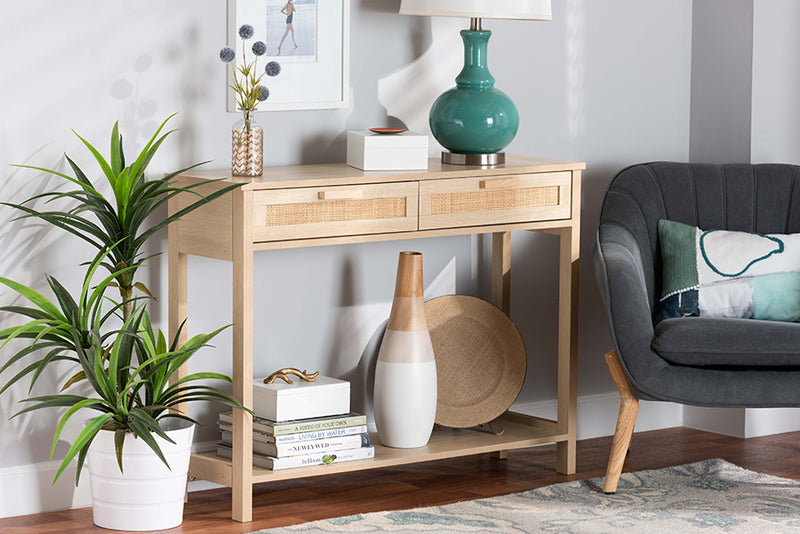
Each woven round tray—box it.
[425,295,527,428]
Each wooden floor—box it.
[3,426,800,533]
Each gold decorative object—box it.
[264,368,319,384]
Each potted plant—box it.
[0,117,247,530]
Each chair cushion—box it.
[653,317,800,367]
[657,219,800,323]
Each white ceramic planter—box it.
[87,419,194,531]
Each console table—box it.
[168,155,584,522]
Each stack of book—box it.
[216,411,374,470]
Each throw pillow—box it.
[656,219,800,323]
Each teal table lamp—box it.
[399,0,552,165]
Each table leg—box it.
[232,189,254,522]
[168,221,190,502]
[556,225,579,475]
[491,231,511,460]
[168,225,188,405]
[491,231,511,315]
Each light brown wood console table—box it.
[168,155,584,522]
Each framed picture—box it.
[226,0,350,111]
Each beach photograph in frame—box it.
[227,0,349,111]
[267,0,317,58]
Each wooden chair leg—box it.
[603,350,639,494]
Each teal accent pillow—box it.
[657,220,800,322]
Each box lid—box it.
[348,130,429,149]
[253,375,349,397]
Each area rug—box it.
[254,459,800,533]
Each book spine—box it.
[219,431,278,457]
[218,412,367,436]
[271,416,368,436]
[275,434,370,457]
[217,423,369,444]
[216,444,376,470]
[220,432,370,457]
[268,446,375,470]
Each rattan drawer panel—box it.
[419,172,571,230]
[253,182,418,241]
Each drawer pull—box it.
[479,177,520,189]
[318,189,363,201]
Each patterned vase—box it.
[374,251,437,448]
[232,111,263,177]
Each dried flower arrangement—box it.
[220,24,282,126]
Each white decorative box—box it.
[346,131,429,171]
[252,375,350,422]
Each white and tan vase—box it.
[374,251,437,448]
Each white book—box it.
[216,422,369,444]
[217,443,375,470]
[220,430,370,457]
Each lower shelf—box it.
[189,411,567,486]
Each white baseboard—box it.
[0,443,223,519]
[683,406,747,438]
[0,461,93,519]
[510,392,683,441]
[744,407,800,438]
[684,405,800,438]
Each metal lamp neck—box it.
[470,17,483,31]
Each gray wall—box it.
[751,0,800,164]
[689,0,753,163]
[0,0,692,482]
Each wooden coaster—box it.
[425,295,527,428]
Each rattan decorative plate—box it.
[424,295,527,428]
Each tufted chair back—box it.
[598,163,800,315]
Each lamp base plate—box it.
[441,152,505,166]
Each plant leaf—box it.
[114,428,126,472]
[60,370,87,392]
[0,277,64,321]
[53,413,113,484]
[110,122,123,176]
[50,398,107,462]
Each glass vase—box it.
[231,111,263,177]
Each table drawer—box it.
[253,182,418,242]
[419,172,572,230]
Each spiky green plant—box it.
[6,114,242,319]
[0,248,249,484]
[0,116,249,485]
[15,305,245,484]
[0,248,135,396]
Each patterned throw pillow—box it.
[656,219,800,323]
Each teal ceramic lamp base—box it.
[430,29,519,165]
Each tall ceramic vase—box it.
[374,251,437,448]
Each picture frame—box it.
[226,0,350,111]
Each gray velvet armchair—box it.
[595,162,800,493]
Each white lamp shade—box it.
[399,0,551,21]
